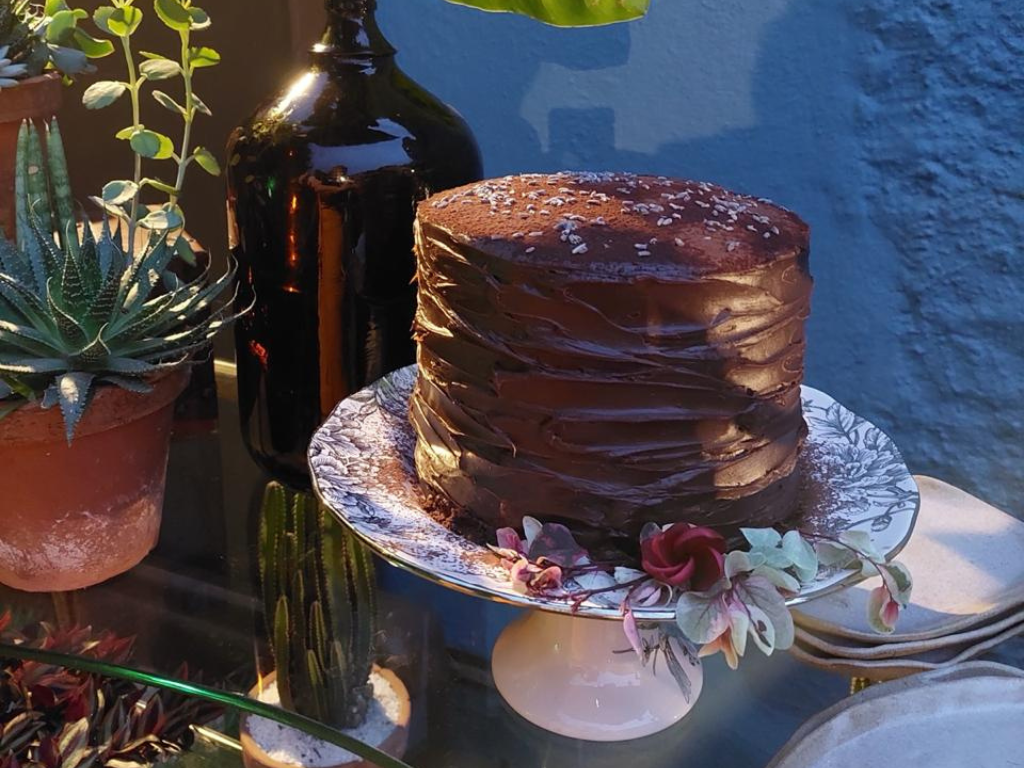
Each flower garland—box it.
[490,518,913,674]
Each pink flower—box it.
[698,627,741,670]
[868,585,902,633]
[641,524,726,590]
[496,527,525,555]
[509,558,563,595]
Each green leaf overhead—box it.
[445,0,650,26]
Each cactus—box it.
[0,119,239,441]
[258,482,377,730]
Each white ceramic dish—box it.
[309,365,919,621]
[767,663,1024,768]
[795,607,1024,660]
[788,620,1024,682]
[794,475,1024,642]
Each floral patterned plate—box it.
[309,365,920,621]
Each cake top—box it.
[419,172,809,275]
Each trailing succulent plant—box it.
[0,120,237,440]
[258,483,377,730]
[0,611,221,768]
[0,1,111,87]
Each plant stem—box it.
[170,27,193,207]
[121,31,142,252]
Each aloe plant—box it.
[0,119,238,440]
[258,483,377,730]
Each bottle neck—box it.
[315,0,395,60]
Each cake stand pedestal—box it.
[491,611,702,741]
[309,365,920,742]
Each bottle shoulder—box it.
[228,62,481,182]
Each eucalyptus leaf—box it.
[192,147,220,176]
[82,80,127,110]
[188,45,220,68]
[130,129,174,160]
[152,89,186,116]
[445,0,650,26]
[139,58,180,80]
[101,180,138,206]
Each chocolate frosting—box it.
[411,172,812,547]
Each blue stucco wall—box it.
[375,0,1024,515]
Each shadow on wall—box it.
[379,0,1023,515]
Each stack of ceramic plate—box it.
[790,476,1024,682]
[767,662,1024,768]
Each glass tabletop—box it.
[2,363,1021,768]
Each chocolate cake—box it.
[411,172,812,549]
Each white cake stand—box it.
[308,365,920,742]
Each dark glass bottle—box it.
[227,0,483,485]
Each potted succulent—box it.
[241,483,410,768]
[0,0,110,237]
[0,611,222,767]
[0,0,234,593]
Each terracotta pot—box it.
[240,668,411,768]
[0,73,62,240]
[0,368,189,592]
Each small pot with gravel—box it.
[242,482,411,768]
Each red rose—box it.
[641,523,726,590]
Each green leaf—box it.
[130,129,174,160]
[49,45,91,77]
[878,561,913,608]
[93,6,143,37]
[444,0,650,26]
[781,530,819,583]
[173,234,195,265]
[154,0,192,31]
[46,10,81,43]
[102,180,139,206]
[71,28,114,58]
[114,126,136,140]
[82,80,127,110]
[140,58,180,80]
[732,576,794,652]
[751,564,801,594]
[192,147,220,176]
[151,89,185,116]
[141,177,178,195]
[188,45,219,68]
[741,528,782,552]
[724,550,764,579]
[675,589,729,645]
[55,372,96,443]
[815,540,858,569]
[138,204,184,231]
[839,530,882,561]
[188,6,211,29]
[191,92,211,116]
